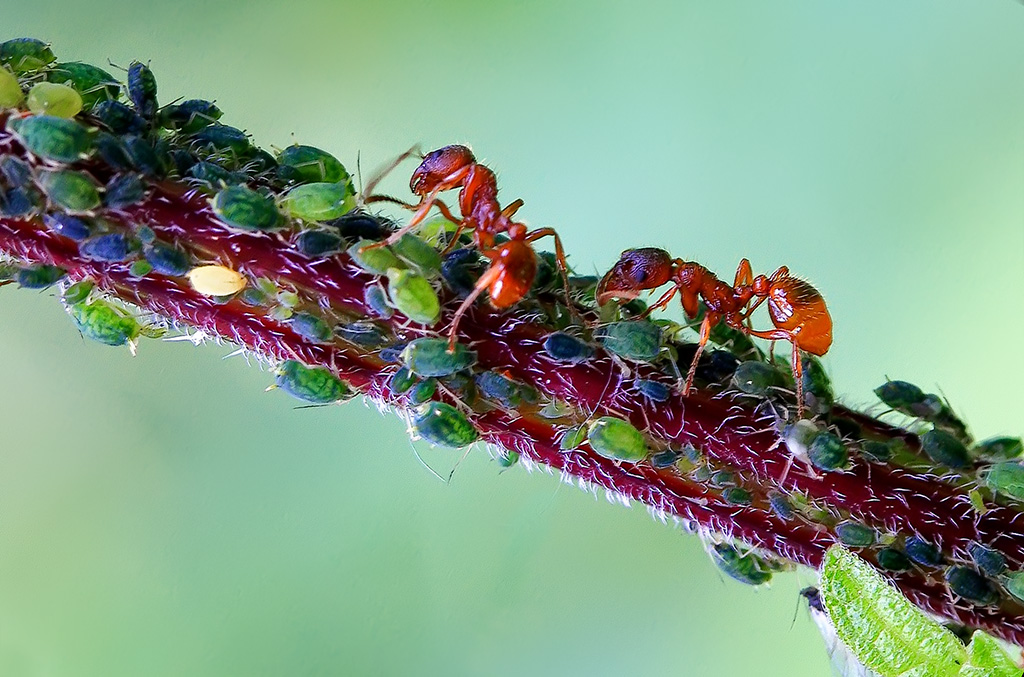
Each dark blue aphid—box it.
[364,284,393,319]
[127,61,158,118]
[767,492,795,521]
[94,133,134,172]
[0,155,31,187]
[875,548,912,572]
[295,229,343,258]
[649,449,683,469]
[79,233,131,262]
[43,213,91,241]
[904,537,944,567]
[192,124,252,161]
[187,161,238,186]
[634,379,670,403]
[327,210,390,240]
[475,371,536,408]
[378,342,408,364]
[0,188,35,218]
[143,241,189,276]
[92,100,147,135]
[440,248,483,298]
[288,312,332,343]
[543,331,594,364]
[103,173,146,209]
[122,135,167,178]
[160,99,222,133]
[968,543,1006,577]
[334,321,389,349]
[16,264,65,289]
[694,349,740,382]
[920,428,970,469]
[945,566,998,606]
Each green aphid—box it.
[36,169,101,213]
[709,543,772,586]
[281,181,355,222]
[0,38,55,74]
[16,264,65,289]
[721,487,752,506]
[972,436,1023,463]
[47,62,120,109]
[288,312,333,343]
[409,378,437,405]
[497,449,520,468]
[595,320,661,362]
[275,359,351,404]
[732,361,788,397]
[983,461,1024,502]
[1004,571,1024,605]
[960,630,1022,677]
[239,286,269,307]
[391,233,442,275]
[129,260,153,277]
[277,144,349,185]
[388,366,417,395]
[8,115,93,164]
[800,355,833,415]
[709,470,737,487]
[386,268,440,325]
[560,425,587,451]
[874,379,927,413]
[0,67,24,108]
[920,428,970,469]
[61,279,94,305]
[68,299,140,347]
[412,401,479,448]
[860,439,894,464]
[808,431,848,471]
[400,337,477,378]
[586,416,648,463]
[26,82,82,118]
[348,239,406,275]
[212,185,282,232]
[834,521,876,548]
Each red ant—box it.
[361,145,573,348]
[597,247,832,415]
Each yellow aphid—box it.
[187,265,247,296]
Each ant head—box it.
[410,145,476,195]
[596,248,674,305]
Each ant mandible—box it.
[597,248,832,415]
[362,145,574,348]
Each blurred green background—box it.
[1,2,1022,675]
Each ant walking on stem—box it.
[597,248,832,416]
[361,145,574,349]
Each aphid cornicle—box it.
[598,248,832,413]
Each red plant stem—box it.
[2,180,1023,643]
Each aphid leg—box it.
[523,226,574,309]
[361,145,422,201]
[447,264,503,351]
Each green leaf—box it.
[820,545,966,677]
[957,631,1021,677]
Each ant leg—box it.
[734,258,753,287]
[447,264,502,351]
[523,227,574,309]
[638,285,678,318]
[361,185,449,252]
[361,145,422,201]
[501,198,524,219]
[683,313,717,394]
[790,342,805,418]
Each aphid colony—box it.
[6,38,1024,634]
